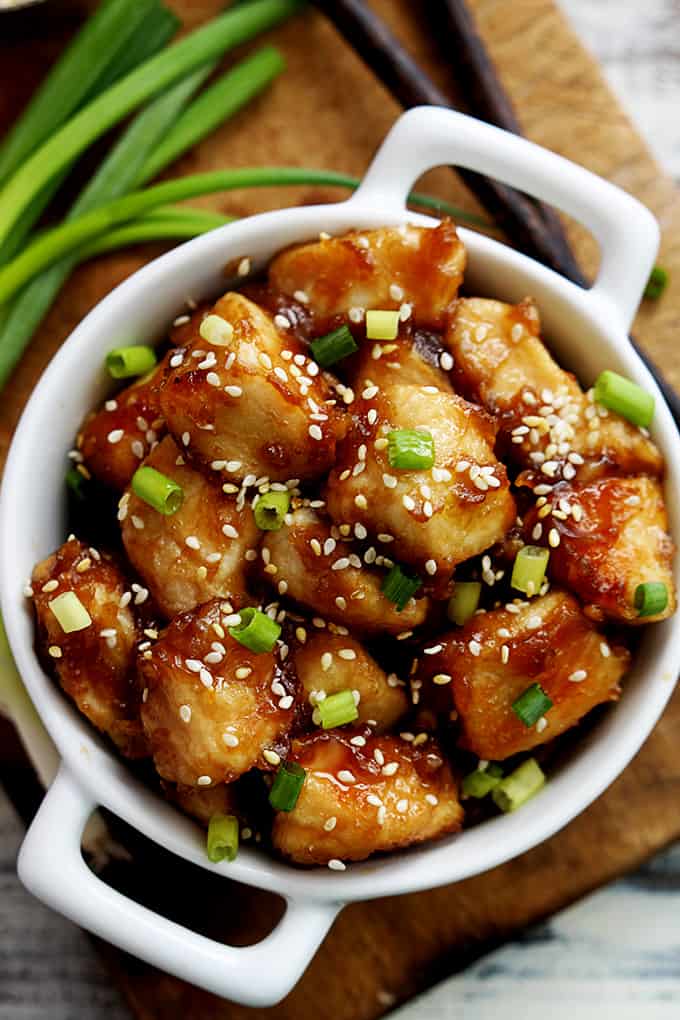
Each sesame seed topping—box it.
[328,859,346,871]
[337,769,356,784]
[223,732,240,747]
[568,669,587,683]
[48,645,62,658]
[197,776,212,786]
[107,429,124,444]
[263,749,281,766]
[536,716,548,733]
[294,290,309,304]
[338,648,357,660]
[468,640,481,657]
[433,673,452,685]
[324,816,338,831]
[381,761,398,776]
[396,799,409,813]
[41,579,59,593]
[224,385,242,398]
[548,528,561,548]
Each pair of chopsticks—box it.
[312,0,680,426]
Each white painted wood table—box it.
[1,2,679,1017]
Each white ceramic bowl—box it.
[2,107,678,1007]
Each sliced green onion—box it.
[644,265,669,301]
[65,467,88,502]
[593,370,655,428]
[387,429,435,471]
[268,761,306,811]
[492,758,546,813]
[634,581,668,617]
[131,466,184,515]
[309,325,359,368]
[254,491,290,531]
[106,345,157,379]
[511,545,550,596]
[447,581,482,626]
[309,324,358,369]
[381,564,422,612]
[48,591,92,634]
[511,683,553,728]
[229,607,281,653]
[462,762,503,799]
[366,309,400,341]
[206,813,239,863]
[318,689,359,730]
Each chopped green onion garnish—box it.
[492,758,546,813]
[106,345,157,380]
[48,591,92,634]
[447,581,482,626]
[634,581,668,617]
[253,491,290,531]
[268,761,306,811]
[387,429,435,470]
[131,466,184,516]
[366,309,400,340]
[309,325,358,368]
[65,467,87,502]
[206,813,239,863]
[318,689,359,730]
[593,370,655,428]
[381,564,422,611]
[511,545,550,596]
[229,607,281,653]
[644,265,668,301]
[462,762,503,798]
[511,683,553,728]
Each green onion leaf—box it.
[447,581,482,626]
[318,689,359,730]
[366,309,400,341]
[511,545,550,596]
[511,683,553,728]
[593,370,655,428]
[229,607,281,653]
[381,564,422,612]
[268,761,306,811]
[387,429,435,471]
[309,325,359,368]
[48,591,92,634]
[492,758,546,813]
[644,265,669,301]
[206,813,239,863]
[634,581,668,617]
[131,466,184,515]
[106,345,157,379]
[462,762,503,799]
[65,467,88,502]
[253,491,290,531]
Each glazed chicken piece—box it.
[445,297,662,481]
[325,373,516,581]
[261,508,428,635]
[159,291,347,484]
[522,476,675,624]
[346,331,454,393]
[120,435,259,618]
[77,356,168,491]
[31,537,147,757]
[268,221,465,331]
[164,781,242,828]
[271,729,463,865]
[293,631,408,732]
[414,591,629,760]
[139,599,295,788]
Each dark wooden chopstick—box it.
[311,0,583,280]
[311,0,680,427]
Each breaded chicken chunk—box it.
[271,729,463,865]
[345,331,454,393]
[77,357,168,491]
[523,476,675,624]
[268,221,465,330]
[293,631,408,732]
[325,376,515,580]
[139,599,295,787]
[159,291,346,484]
[414,591,629,760]
[31,537,147,757]
[445,297,662,481]
[120,435,259,618]
[261,508,428,635]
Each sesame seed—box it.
[224,385,242,398]
[223,732,240,747]
[433,673,451,685]
[181,432,191,447]
[402,494,415,511]
[328,859,346,871]
[235,666,253,680]
[237,257,251,276]
[501,644,510,664]
[41,579,59,593]
[107,429,124,444]
[600,642,611,658]
[324,817,338,831]
[197,776,212,786]
[396,799,409,813]
[263,749,281,766]
[536,716,548,733]
[354,494,368,510]
[179,705,192,723]
[48,645,62,658]
[199,669,213,688]
[526,615,542,629]
[568,669,587,683]
[425,794,439,806]
[468,640,481,657]
[337,769,356,784]
[294,290,309,304]
[278,695,294,710]
[338,648,356,660]
[185,535,201,550]
[548,528,560,548]
[381,762,398,776]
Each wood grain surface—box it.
[2,1,680,1018]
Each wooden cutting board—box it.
[2,1,680,1017]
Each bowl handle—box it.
[18,765,340,1007]
[352,107,659,333]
